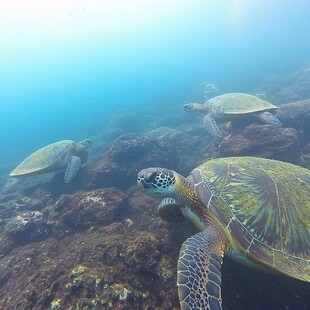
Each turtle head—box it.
[184,103,208,112]
[137,168,177,197]
[78,139,93,149]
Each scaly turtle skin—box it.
[137,156,310,310]
[184,92,282,137]
[2,139,92,192]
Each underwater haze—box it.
[1,0,310,170]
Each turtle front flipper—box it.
[158,198,187,223]
[203,114,222,137]
[177,228,225,310]
[64,155,82,183]
[254,111,282,127]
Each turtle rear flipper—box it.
[254,111,282,127]
[1,177,20,193]
[203,114,222,138]
[64,155,82,183]
[177,229,225,310]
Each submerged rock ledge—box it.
[0,99,309,309]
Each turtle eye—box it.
[137,170,159,184]
[144,171,157,184]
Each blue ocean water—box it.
[1,0,310,170]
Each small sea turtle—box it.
[137,157,310,309]
[2,139,92,192]
[184,92,282,137]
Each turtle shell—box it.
[208,92,278,115]
[10,140,76,177]
[191,156,310,281]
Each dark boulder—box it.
[5,211,52,245]
[219,124,300,163]
[55,188,128,231]
[275,99,310,145]
[82,133,179,190]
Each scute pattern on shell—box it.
[208,93,278,115]
[192,157,310,281]
[10,140,75,176]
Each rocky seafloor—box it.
[1,100,310,309]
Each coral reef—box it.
[0,193,186,309]
[0,98,309,309]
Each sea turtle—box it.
[137,156,310,309]
[2,139,93,192]
[184,92,282,137]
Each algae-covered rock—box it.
[0,94,309,310]
[82,133,180,190]
[219,124,300,164]
[55,188,128,231]
[5,211,52,244]
[275,99,310,146]
[0,226,182,309]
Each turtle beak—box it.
[138,180,155,191]
[137,170,155,190]
[137,176,146,190]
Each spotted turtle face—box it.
[79,139,93,149]
[183,103,195,111]
[137,168,176,196]
[184,103,209,112]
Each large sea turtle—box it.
[184,93,282,137]
[137,156,310,309]
[2,139,92,192]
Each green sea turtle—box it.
[2,139,93,192]
[137,156,310,309]
[184,92,282,137]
